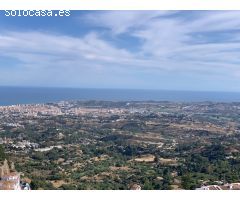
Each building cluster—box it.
[0,103,129,118]
[0,138,39,151]
[196,183,240,190]
[0,137,13,145]
[8,141,39,151]
[0,104,63,117]
[67,107,127,116]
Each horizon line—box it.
[0,85,240,94]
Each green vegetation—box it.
[0,144,7,161]
[1,101,240,190]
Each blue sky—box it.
[1,10,240,91]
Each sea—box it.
[0,86,240,106]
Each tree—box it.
[202,144,226,161]
[143,178,154,190]
[181,174,199,190]
[0,145,7,161]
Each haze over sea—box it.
[1,87,240,106]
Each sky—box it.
[0,10,240,91]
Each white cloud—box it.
[0,31,137,67]
[85,10,240,78]
[1,11,240,90]
[82,11,176,34]
[188,11,240,32]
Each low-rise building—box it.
[196,183,240,190]
[0,172,21,190]
[0,159,29,190]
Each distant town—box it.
[1,100,240,190]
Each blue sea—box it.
[0,87,240,106]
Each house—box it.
[129,184,141,190]
[196,183,240,190]
[0,159,22,190]
[0,172,21,190]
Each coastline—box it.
[1,87,240,106]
